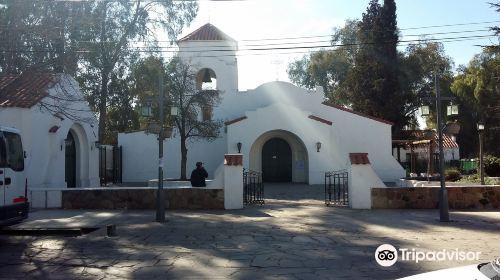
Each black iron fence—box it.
[324,170,349,206]
[99,145,122,186]
[243,169,264,205]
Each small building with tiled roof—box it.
[392,130,460,174]
[0,72,99,198]
[119,23,405,198]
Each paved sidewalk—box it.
[0,184,499,279]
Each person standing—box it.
[190,162,208,187]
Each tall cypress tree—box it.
[347,0,407,135]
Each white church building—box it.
[119,23,405,186]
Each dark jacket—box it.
[190,167,208,187]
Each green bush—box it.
[445,168,461,182]
[484,155,500,177]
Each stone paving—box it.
[0,183,499,279]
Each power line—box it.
[1,34,495,57]
[0,19,498,41]
[238,20,500,41]
[91,34,500,52]
[72,28,493,49]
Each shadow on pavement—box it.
[0,183,498,279]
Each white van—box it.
[0,126,28,227]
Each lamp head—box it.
[316,142,322,152]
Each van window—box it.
[0,136,6,167]
[4,132,24,171]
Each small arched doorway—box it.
[65,131,77,188]
[262,138,292,182]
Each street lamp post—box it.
[477,122,485,185]
[156,73,166,223]
[142,73,175,223]
[421,73,459,222]
[434,73,449,222]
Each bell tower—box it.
[177,23,238,95]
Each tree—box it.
[0,1,87,74]
[400,40,455,129]
[166,58,223,180]
[0,0,199,143]
[451,51,500,157]
[105,75,140,145]
[287,1,461,135]
[484,2,499,52]
[287,19,358,104]
[75,1,198,143]
[134,56,223,180]
[346,0,408,134]
[288,1,409,133]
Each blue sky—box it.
[177,0,499,90]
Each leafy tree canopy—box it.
[0,0,199,143]
[451,50,500,157]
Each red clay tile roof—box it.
[398,130,459,149]
[178,23,236,42]
[322,102,394,126]
[350,153,370,165]
[0,73,56,108]
[224,116,247,126]
[224,154,243,166]
[308,115,332,126]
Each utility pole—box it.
[156,73,166,223]
[435,73,450,222]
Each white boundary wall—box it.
[349,164,387,209]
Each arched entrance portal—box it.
[65,131,76,188]
[262,138,292,182]
[250,130,309,184]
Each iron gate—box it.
[324,170,349,206]
[99,145,122,186]
[243,169,264,205]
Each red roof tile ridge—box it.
[322,101,394,126]
[399,129,459,149]
[224,116,247,126]
[0,72,57,108]
[349,153,371,165]
[308,115,333,126]
[178,23,236,42]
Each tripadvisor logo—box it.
[375,244,481,267]
[375,244,398,267]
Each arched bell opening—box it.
[196,68,217,90]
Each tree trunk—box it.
[97,4,109,143]
[98,73,109,143]
[180,135,188,180]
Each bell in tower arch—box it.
[197,68,217,90]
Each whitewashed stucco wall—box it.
[349,163,387,209]
[314,104,405,183]
[226,103,339,185]
[118,131,226,182]
[178,40,239,98]
[217,81,324,122]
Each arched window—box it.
[196,68,217,90]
